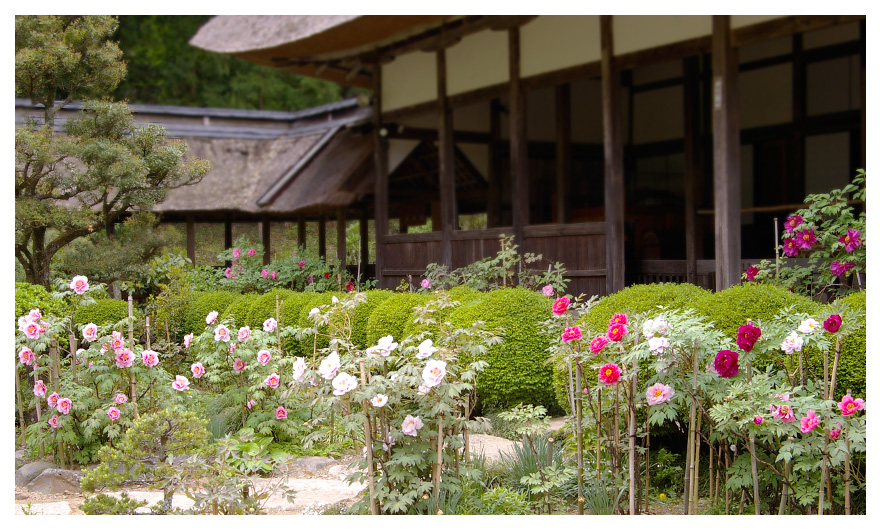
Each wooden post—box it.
[555,84,572,224]
[601,15,625,294]
[359,209,370,273]
[261,215,271,266]
[487,99,502,228]
[336,208,347,268]
[711,15,742,291]
[683,57,701,285]
[358,359,379,514]
[575,362,584,515]
[297,214,306,248]
[186,215,196,264]
[509,27,529,251]
[860,19,865,169]
[69,334,78,382]
[437,48,457,269]
[318,213,326,259]
[372,65,389,288]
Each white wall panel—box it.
[447,30,508,96]
[387,139,420,174]
[521,16,600,77]
[614,16,711,56]
[382,51,437,112]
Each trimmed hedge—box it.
[806,289,866,400]
[182,291,237,335]
[350,290,395,349]
[245,289,301,329]
[74,298,134,328]
[448,287,557,412]
[290,292,338,356]
[15,282,68,321]
[365,292,429,347]
[220,293,262,327]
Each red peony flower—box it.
[598,363,621,385]
[823,314,842,333]
[714,349,739,378]
[589,336,609,354]
[346,281,355,292]
[561,326,582,343]
[324,272,330,279]
[552,297,570,316]
[736,323,761,352]
[609,313,628,326]
[745,266,759,281]
[607,323,628,342]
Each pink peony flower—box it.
[837,395,865,416]
[367,335,398,357]
[214,324,230,342]
[233,358,246,372]
[206,311,218,324]
[248,249,256,257]
[18,347,34,366]
[785,215,803,233]
[238,326,251,341]
[48,415,60,429]
[23,321,41,340]
[292,357,307,383]
[829,424,842,441]
[795,229,816,250]
[332,372,358,396]
[562,326,583,343]
[233,248,241,260]
[299,260,306,269]
[263,318,278,332]
[190,362,205,379]
[246,399,256,410]
[542,284,554,296]
[318,352,341,379]
[781,332,804,354]
[598,363,621,385]
[607,323,628,342]
[648,336,670,355]
[172,375,190,391]
[421,278,431,289]
[261,269,269,278]
[264,373,281,389]
[115,393,127,404]
[28,309,42,321]
[645,383,675,405]
[839,228,861,252]
[782,238,799,257]
[229,342,237,354]
[108,407,120,421]
[775,393,791,402]
[416,339,438,359]
[714,350,739,378]
[590,336,609,354]
[754,416,764,425]
[183,333,194,348]
[736,323,762,352]
[82,323,98,343]
[224,268,233,279]
[552,297,570,315]
[308,275,314,283]
[823,314,842,333]
[401,414,424,436]
[257,350,272,366]
[800,410,821,434]
[609,313,628,326]
[110,331,125,351]
[745,265,759,281]
[422,360,447,388]
[772,403,796,423]
[70,275,89,294]
[33,380,46,398]
[371,394,389,407]
[797,318,820,334]
[830,260,855,279]
[417,384,430,396]
[275,406,288,419]
[141,350,159,368]
[57,397,72,415]
[115,349,134,368]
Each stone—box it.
[291,456,336,474]
[251,477,364,514]
[15,461,55,488]
[326,464,354,481]
[27,469,84,495]
[14,501,71,515]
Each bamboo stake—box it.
[575,362,584,514]
[50,339,60,392]
[547,436,554,515]
[644,417,650,513]
[358,359,378,515]
[724,447,730,514]
[844,389,852,515]
[69,334,78,382]
[829,336,842,399]
[709,430,714,503]
[613,383,620,474]
[275,296,283,356]
[691,413,702,514]
[434,415,444,507]
[16,361,26,447]
[128,295,138,418]
[746,362,760,515]
[778,454,792,515]
[628,356,638,515]
[819,348,830,515]
[683,341,698,514]
[596,388,602,479]
[567,361,576,417]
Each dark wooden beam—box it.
[437,48,457,268]
[860,19,866,169]
[731,15,864,48]
[372,67,390,288]
[360,209,369,273]
[318,212,327,259]
[336,208,346,267]
[712,15,743,291]
[487,98,502,228]
[186,215,195,265]
[555,84,572,224]
[297,214,306,248]
[683,57,701,285]
[614,36,711,72]
[386,127,490,144]
[261,215,271,266]
[509,27,529,251]
[601,15,625,295]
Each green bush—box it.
[291,292,338,356]
[183,291,237,335]
[245,288,300,329]
[479,486,531,515]
[74,298,133,328]
[350,290,395,349]
[449,287,556,412]
[365,292,429,347]
[15,282,69,321]
[220,293,262,327]
[448,285,481,303]
[807,289,866,400]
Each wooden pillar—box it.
[186,215,195,264]
[372,66,389,288]
[683,57,701,285]
[360,209,369,272]
[318,213,326,259]
[487,99,502,228]
[601,15,625,294]
[336,208,347,267]
[261,215,271,265]
[437,48,457,268]
[555,84,572,224]
[224,214,232,268]
[860,19,866,169]
[509,27,529,249]
[297,214,306,248]
[711,15,742,291]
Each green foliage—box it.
[449,287,557,411]
[80,493,148,515]
[183,290,237,334]
[349,289,395,349]
[365,292,429,347]
[15,282,68,321]
[245,288,299,329]
[478,487,532,514]
[806,289,866,399]
[219,293,261,327]
[649,447,684,495]
[73,298,133,327]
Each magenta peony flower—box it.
[838,395,865,416]
[713,350,739,378]
[115,393,127,404]
[248,249,256,257]
[552,297,570,315]
[736,323,762,352]
[823,314,842,333]
[607,323,628,342]
[589,336,609,354]
[800,410,821,434]
[299,260,306,269]
[233,248,241,260]
[271,271,277,280]
[839,228,861,252]
[830,261,855,279]
[308,275,314,283]
[784,215,803,233]
[224,268,233,279]
[598,363,621,385]
[829,424,842,441]
[562,326,582,343]
[754,416,763,425]
[346,281,355,292]
[745,266,759,281]
[261,268,269,278]
[782,238,799,257]
[609,313,628,326]
[276,406,287,420]
[795,228,816,250]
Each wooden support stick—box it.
[692,413,702,514]
[434,415,444,506]
[16,362,26,447]
[358,359,378,515]
[69,334,78,382]
[628,356,638,515]
[575,361,584,514]
[644,417,650,513]
[596,387,602,479]
[746,362,760,515]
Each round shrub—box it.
[291,292,338,356]
[807,289,866,400]
[15,282,68,321]
[350,290,395,349]
[182,291,237,335]
[448,285,481,303]
[220,293,262,327]
[448,287,556,412]
[365,292,429,347]
[74,298,134,328]
[245,288,300,329]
